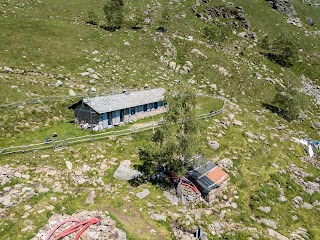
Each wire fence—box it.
[0,96,226,155]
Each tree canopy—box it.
[139,88,204,177]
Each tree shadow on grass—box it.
[261,102,291,121]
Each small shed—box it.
[187,155,229,203]
[69,88,165,129]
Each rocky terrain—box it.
[0,0,319,239]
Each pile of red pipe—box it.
[45,217,101,240]
[180,177,200,194]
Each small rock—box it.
[69,89,76,96]
[306,18,314,26]
[267,228,289,240]
[124,42,130,46]
[40,155,50,159]
[74,168,83,176]
[65,161,72,171]
[233,119,243,126]
[150,214,166,221]
[87,68,95,73]
[0,195,12,207]
[4,66,13,73]
[278,196,287,202]
[136,189,150,199]
[208,140,219,150]
[258,206,271,213]
[302,202,313,209]
[163,191,178,205]
[80,72,90,77]
[259,218,277,229]
[85,190,96,204]
[209,84,217,90]
[55,80,63,87]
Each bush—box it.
[86,10,99,25]
[203,24,230,43]
[103,0,124,29]
[271,83,307,121]
[260,35,298,67]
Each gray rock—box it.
[136,189,150,199]
[80,72,90,77]
[292,196,303,207]
[231,202,238,209]
[302,202,313,209]
[40,155,50,159]
[244,131,256,139]
[0,195,12,207]
[268,228,289,240]
[91,74,99,80]
[209,84,217,90]
[91,87,97,92]
[150,214,166,221]
[85,190,96,204]
[266,0,297,16]
[191,49,208,60]
[208,140,219,150]
[65,161,72,171]
[258,206,271,213]
[55,80,63,87]
[259,218,277,229]
[87,68,95,73]
[278,196,287,202]
[113,160,142,181]
[124,42,130,46]
[69,89,76,96]
[4,66,13,73]
[163,191,179,205]
[233,119,243,126]
[188,79,196,84]
[218,158,233,170]
[306,18,314,26]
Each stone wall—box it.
[73,103,101,124]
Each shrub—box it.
[86,10,99,25]
[103,0,124,29]
[260,35,298,67]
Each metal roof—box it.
[82,88,165,114]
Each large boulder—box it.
[113,160,142,181]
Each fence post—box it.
[23,145,26,153]
[113,131,116,140]
[90,134,93,142]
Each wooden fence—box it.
[0,97,226,155]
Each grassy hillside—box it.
[0,0,319,239]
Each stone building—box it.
[69,88,165,129]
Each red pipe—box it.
[45,219,80,240]
[74,218,101,240]
[52,218,101,240]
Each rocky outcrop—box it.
[32,210,126,240]
[197,5,251,30]
[266,0,297,16]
